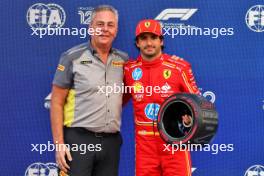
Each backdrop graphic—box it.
[0,0,263,175]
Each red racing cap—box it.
[135,19,162,37]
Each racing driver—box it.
[124,19,201,176]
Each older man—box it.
[50,5,128,176]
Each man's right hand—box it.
[56,143,72,173]
[50,85,71,173]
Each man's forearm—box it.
[50,101,65,144]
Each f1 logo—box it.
[155,8,197,21]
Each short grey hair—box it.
[90,5,119,24]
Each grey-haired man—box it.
[50,5,128,176]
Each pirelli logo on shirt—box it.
[57,64,65,71]
[112,60,124,67]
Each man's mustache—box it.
[144,45,155,49]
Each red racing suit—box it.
[124,53,200,176]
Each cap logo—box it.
[144,21,151,28]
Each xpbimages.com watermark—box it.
[163,141,234,155]
[31,141,102,155]
[97,82,174,97]
[30,27,102,38]
[31,141,234,155]
[162,25,234,39]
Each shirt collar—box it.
[138,54,164,67]
[87,40,115,56]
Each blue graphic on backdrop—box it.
[0,1,263,175]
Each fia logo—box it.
[26,3,66,29]
[245,5,264,32]
[25,162,58,176]
[244,165,264,176]
[155,8,197,21]
[78,7,94,25]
